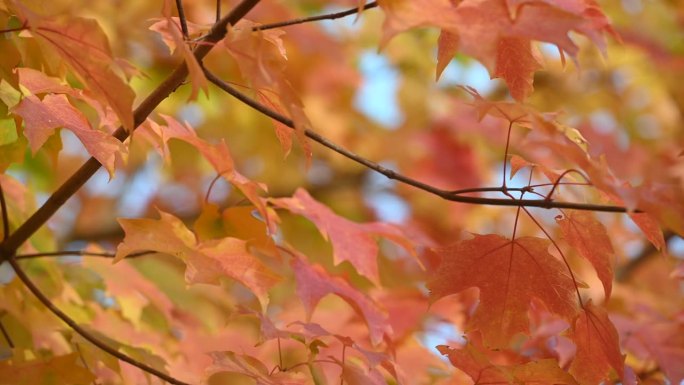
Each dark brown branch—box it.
[253,2,378,31]
[203,69,632,214]
[8,258,190,384]
[216,0,221,23]
[175,0,190,38]
[449,186,531,194]
[0,182,8,241]
[14,250,155,260]
[0,312,14,348]
[0,0,261,257]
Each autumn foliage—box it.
[0,0,683,384]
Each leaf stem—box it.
[502,122,514,190]
[204,173,226,204]
[522,206,584,307]
[203,69,634,214]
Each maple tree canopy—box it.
[0,0,682,384]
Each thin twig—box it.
[0,20,28,34]
[175,0,190,38]
[8,258,191,385]
[0,0,261,256]
[14,250,155,260]
[0,313,14,348]
[0,182,9,241]
[204,172,228,204]
[449,186,532,194]
[545,169,590,201]
[203,69,633,214]
[216,0,221,22]
[502,122,514,189]
[253,2,378,31]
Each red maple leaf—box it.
[428,234,578,347]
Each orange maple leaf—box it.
[438,343,579,384]
[271,188,416,285]
[428,234,578,347]
[569,301,624,385]
[556,211,615,298]
[22,13,136,130]
[291,253,391,346]
[12,94,124,176]
[115,210,280,309]
[382,0,613,100]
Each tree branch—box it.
[0,312,13,348]
[202,68,632,214]
[8,258,191,385]
[253,2,378,31]
[0,0,262,257]
[14,250,154,260]
[175,0,190,38]
[0,182,8,241]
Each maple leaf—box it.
[427,234,578,347]
[15,67,122,132]
[509,154,561,183]
[291,253,391,346]
[340,360,388,385]
[437,343,579,384]
[494,37,543,101]
[15,67,73,95]
[142,115,274,233]
[619,316,684,384]
[12,94,124,176]
[222,20,312,164]
[271,188,416,285]
[84,254,178,327]
[556,211,615,298]
[149,0,209,100]
[20,12,136,130]
[204,351,307,385]
[382,0,612,100]
[0,353,96,385]
[601,186,666,250]
[436,30,459,81]
[115,210,280,309]
[568,302,624,385]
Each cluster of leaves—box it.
[0,0,683,384]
